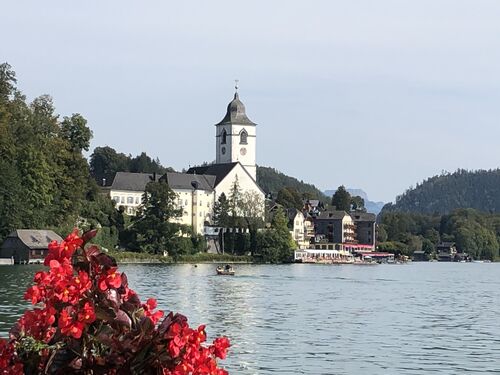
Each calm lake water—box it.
[1,263,500,374]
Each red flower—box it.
[44,229,82,265]
[142,298,164,325]
[59,307,85,339]
[5,227,230,374]
[24,285,45,305]
[73,271,91,293]
[212,337,230,359]
[77,302,95,324]
[98,267,122,291]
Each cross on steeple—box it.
[234,79,239,92]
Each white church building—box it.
[109,89,265,234]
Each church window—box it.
[221,129,227,144]
[240,129,248,144]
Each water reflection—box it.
[1,263,500,374]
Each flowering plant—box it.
[0,229,230,374]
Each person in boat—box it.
[224,264,232,271]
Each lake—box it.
[1,263,500,374]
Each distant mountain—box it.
[324,188,385,215]
[257,166,327,202]
[382,169,500,215]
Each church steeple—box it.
[215,86,257,181]
[215,90,257,127]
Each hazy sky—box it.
[2,1,500,202]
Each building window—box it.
[112,196,120,203]
[240,129,248,144]
[120,197,125,203]
[127,197,134,204]
[135,197,140,204]
[185,199,188,206]
[199,200,202,206]
[221,129,227,144]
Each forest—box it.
[382,169,500,215]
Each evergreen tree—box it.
[228,176,242,226]
[331,185,351,211]
[212,193,230,227]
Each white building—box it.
[109,88,264,234]
[187,89,264,209]
[109,172,154,216]
[214,90,257,181]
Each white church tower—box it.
[215,84,257,180]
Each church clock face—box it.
[221,147,226,155]
[240,147,247,156]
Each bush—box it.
[0,229,230,374]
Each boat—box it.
[216,265,235,276]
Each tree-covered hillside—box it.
[257,166,327,202]
[383,169,500,215]
[90,147,174,186]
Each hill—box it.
[382,169,500,215]
[257,166,327,202]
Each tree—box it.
[276,187,303,210]
[240,191,265,256]
[132,181,182,254]
[331,185,351,211]
[212,193,230,227]
[0,62,16,103]
[350,195,366,212]
[227,177,242,226]
[60,113,93,152]
[89,146,130,186]
[0,160,25,241]
[129,152,169,174]
[257,207,295,263]
[376,225,388,243]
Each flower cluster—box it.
[0,229,230,374]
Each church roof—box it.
[186,163,239,187]
[111,172,155,192]
[162,172,216,191]
[215,92,257,126]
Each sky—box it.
[2,0,500,202]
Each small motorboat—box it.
[216,265,235,276]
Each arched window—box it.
[240,129,248,144]
[221,129,227,144]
